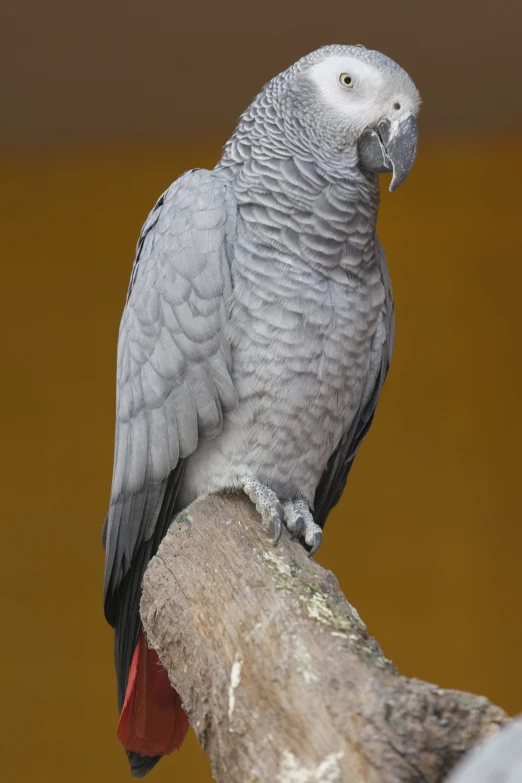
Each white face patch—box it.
[307,54,420,134]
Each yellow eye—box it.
[339,73,354,88]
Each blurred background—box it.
[2,0,521,780]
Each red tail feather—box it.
[117,628,190,757]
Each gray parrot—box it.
[103,44,420,777]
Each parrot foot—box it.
[241,475,284,545]
[283,500,322,557]
[241,477,323,557]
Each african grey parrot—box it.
[103,44,420,777]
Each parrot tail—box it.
[116,627,190,773]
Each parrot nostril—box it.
[394,102,401,110]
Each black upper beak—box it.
[357,113,418,191]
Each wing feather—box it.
[103,169,238,630]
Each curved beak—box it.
[357,113,418,192]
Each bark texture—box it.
[140,494,509,783]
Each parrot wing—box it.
[313,237,394,528]
[103,168,238,708]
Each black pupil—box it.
[343,75,351,85]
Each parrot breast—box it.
[179,162,385,507]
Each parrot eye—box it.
[339,73,354,88]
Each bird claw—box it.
[307,529,323,557]
[272,514,283,545]
[241,477,323,556]
[290,515,305,540]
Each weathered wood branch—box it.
[140,494,509,783]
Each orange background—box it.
[2,2,522,781]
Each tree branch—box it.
[140,494,509,783]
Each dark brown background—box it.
[1,0,522,145]
[2,1,522,781]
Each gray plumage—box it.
[103,43,420,776]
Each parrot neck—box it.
[217,96,379,185]
[217,149,380,276]
[216,110,382,275]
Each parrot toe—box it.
[293,500,323,556]
[290,516,305,540]
[283,500,301,535]
[284,499,323,556]
[241,475,284,544]
[307,529,323,557]
[272,514,283,545]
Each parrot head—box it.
[246,45,421,191]
[304,46,420,190]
